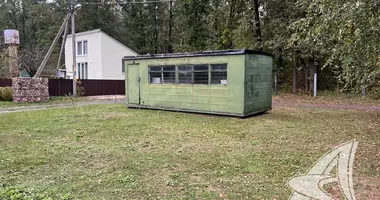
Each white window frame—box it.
[77,62,88,79]
[77,40,88,56]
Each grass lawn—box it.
[0,105,379,199]
[0,97,90,108]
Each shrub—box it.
[76,80,85,96]
[369,86,380,100]
[0,87,13,101]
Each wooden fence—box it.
[0,79,125,96]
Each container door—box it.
[127,64,140,104]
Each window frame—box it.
[162,65,176,84]
[148,63,228,85]
[148,65,176,84]
[210,64,228,85]
[77,40,88,56]
[193,64,210,85]
[77,62,88,79]
[177,64,193,85]
[148,65,162,84]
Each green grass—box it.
[0,96,90,108]
[0,105,379,199]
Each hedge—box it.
[0,87,13,101]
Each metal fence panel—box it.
[0,79,125,96]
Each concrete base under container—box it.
[128,104,271,118]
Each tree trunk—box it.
[252,0,262,50]
[278,48,283,73]
[138,10,146,54]
[153,3,158,54]
[309,58,316,92]
[303,58,309,92]
[227,0,236,49]
[276,48,283,95]
[167,0,174,53]
[293,56,298,94]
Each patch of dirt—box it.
[323,182,344,200]
[273,93,380,106]
[273,95,380,112]
[207,185,221,193]
[355,176,380,200]
[88,95,125,100]
[189,175,202,182]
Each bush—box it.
[76,80,85,96]
[0,87,13,101]
[368,86,380,100]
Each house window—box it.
[211,64,227,84]
[77,62,88,79]
[77,40,88,56]
[83,41,88,55]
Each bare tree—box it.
[18,46,48,77]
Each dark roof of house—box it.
[123,49,273,60]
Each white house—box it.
[64,29,138,80]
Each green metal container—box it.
[123,49,273,117]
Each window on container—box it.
[193,64,209,84]
[211,64,227,84]
[178,65,193,84]
[162,65,175,84]
[149,66,162,84]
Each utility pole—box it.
[70,0,77,96]
[57,18,69,70]
[34,14,71,78]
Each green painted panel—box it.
[127,64,140,104]
[243,54,273,114]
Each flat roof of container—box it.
[123,49,273,60]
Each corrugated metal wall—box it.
[0,79,125,96]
